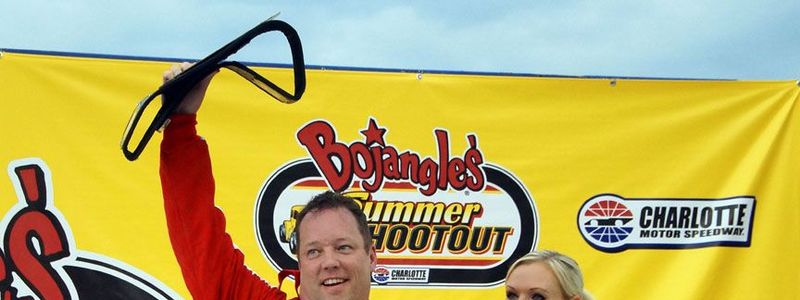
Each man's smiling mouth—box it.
[322,278,347,286]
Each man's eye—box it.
[306,249,320,258]
[532,293,545,300]
[337,245,353,252]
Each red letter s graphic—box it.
[4,165,71,300]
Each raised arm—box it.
[159,64,286,300]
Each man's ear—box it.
[369,245,378,270]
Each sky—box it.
[2,1,799,80]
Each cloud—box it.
[2,1,799,79]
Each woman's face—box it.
[505,261,572,300]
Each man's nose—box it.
[321,251,341,270]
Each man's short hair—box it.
[295,191,372,253]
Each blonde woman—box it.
[505,250,593,300]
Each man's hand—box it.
[162,62,217,114]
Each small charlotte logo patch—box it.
[371,266,391,284]
[371,266,429,285]
[578,194,756,252]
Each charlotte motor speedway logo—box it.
[577,194,756,252]
[255,118,539,287]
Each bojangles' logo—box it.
[256,118,538,288]
[296,118,486,196]
[0,158,178,300]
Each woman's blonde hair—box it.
[506,250,593,300]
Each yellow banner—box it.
[0,50,798,299]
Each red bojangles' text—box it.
[296,119,485,196]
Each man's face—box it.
[297,207,377,300]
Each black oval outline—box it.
[256,159,537,287]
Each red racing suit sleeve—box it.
[159,114,287,300]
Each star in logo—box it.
[360,118,387,146]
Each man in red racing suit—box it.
[161,113,292,299]
[159,63,377,300]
